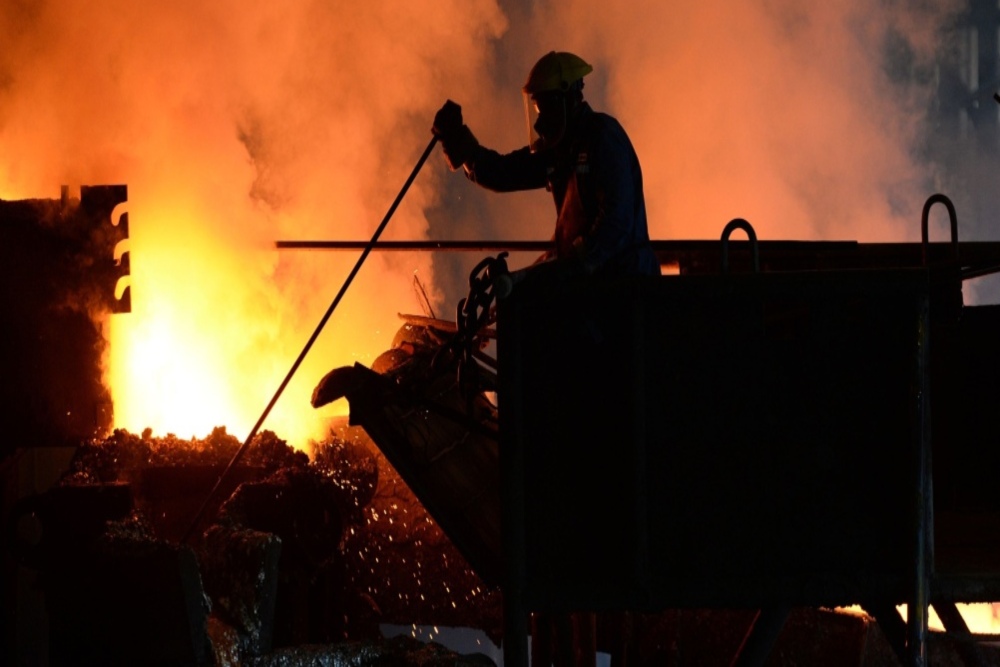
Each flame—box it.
[0,1,508,448]
[102,190,430,447]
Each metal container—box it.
[497,269,931,613]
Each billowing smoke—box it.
[0,0,507,444]
[436,0,965,250]
[0,0,971,446]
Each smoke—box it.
[0,0,507,444]
[0,0,970,444]
[436,0,964,253]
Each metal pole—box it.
[908,293,932,666]
[277,240,552,252]
[181,135,439,544]
[498,293,529,667]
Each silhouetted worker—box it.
[432,51,660,278]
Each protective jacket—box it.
[464,103,659,276]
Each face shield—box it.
[523,90,568,153]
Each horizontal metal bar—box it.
[275,239,857,250]
[276,240,552,251]
[276,239,1000,281]
[276,238,1000,254]
[961,263,1000,281]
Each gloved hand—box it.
[432,100,463,139]
[432,99,479,171]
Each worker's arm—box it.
[433,100,547,192]
[464,145,548,193]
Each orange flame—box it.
[102,191,439,448]
[0,0,506,449]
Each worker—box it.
[432,51,660,278]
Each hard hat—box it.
[522,51,593,95]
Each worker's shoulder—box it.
[580,109,636,157]
[580,105,630,138]
[590,108,623,124]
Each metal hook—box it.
[721,218,760,274]
[920,194,959,266]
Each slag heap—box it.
[17,425,500,665]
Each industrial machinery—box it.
[0,185,129,455]
[328,194,1000,667]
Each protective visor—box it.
[523,90,567,153]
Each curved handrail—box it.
[920,193,959,266]
[721,218,760,274]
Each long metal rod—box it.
[277,240,552,251]
[275,239,1000,277]
[275,239,847,253]
[275,239,1000,254]
[182,135,439,544]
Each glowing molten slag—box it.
[103,201,366,450]
[108,311,244,441]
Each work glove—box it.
[432,100,479,171]
[433,100,463,139]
